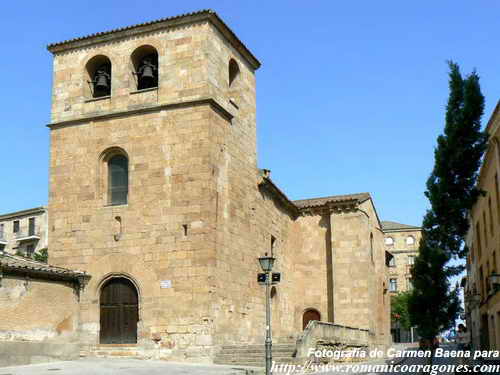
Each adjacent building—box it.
[382,220,421,343]
[0,207,48,257]
[465,100,500,351]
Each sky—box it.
[1,1,499,227]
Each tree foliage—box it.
[408,61,488,340]
[391,292,412,331]
[33,248,48,263]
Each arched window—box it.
[228,59,240,87]
[385,237,394,246]
[406,236,415,246]
[131,45,158,90]
[86,55,112,98]
[108,155,128,205]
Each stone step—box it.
[217,348,295,354]
[220,344,296,350]
[214,343,297,367]
[214,358,296,366]
[84,345,142,358]
[215,355,295,362]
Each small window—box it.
[408,255,415,265]
[406,236,415,245]
[229,59,240,87]
[27,244,34,257]
[29,217,35,236]
[370,233,374,264]
[131,45,158,90]
[13,220,19,233]
[0,223,4,237]
[86,55,112,98]
[389,278,398,292]
[108,155,129,205]
[389,256,396,267]
[385,237,394,246]
[407,278,413,291]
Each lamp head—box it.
[258,253,275,272]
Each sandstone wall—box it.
[46,12,391,361]
[50,22,215,124]
[0,276,79,342]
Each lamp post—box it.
[258,254,275,375]
[489,273,500,292]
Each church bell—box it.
[94,70,109,90]
[140,64,155,80]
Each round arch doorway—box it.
[302,309,321,330]
[100,277,138,344]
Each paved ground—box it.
[0,358,259,375]
[5,344,498,375]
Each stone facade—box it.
[0,10,391,364]
[465,100,500,351]
[0,207,48,257]
[382,221,421,295]
[381,220,421,343]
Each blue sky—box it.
[1,1,499,227]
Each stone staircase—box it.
[82,344,141,358]
[214,343,297,367]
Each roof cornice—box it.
[382,228,422,233]
[486,99,500,134]
[258,174,300,218]
[0,206,46,221]
[46,9,261,70]
[47,97,233,130]
[476,102,500,188]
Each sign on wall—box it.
[160,280,172,289]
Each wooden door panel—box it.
[100,278,138,344]
[122,306,138,343]
[100,306,121,344]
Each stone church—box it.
[0,10,391,365]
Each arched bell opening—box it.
[99,277,138,344]
[86,55,112,98]
[131,45,158,90]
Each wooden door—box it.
[303,309,321,330]
[100,278,138,344]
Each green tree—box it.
[33,248,48,263]
[408,61,488,341]
[391,292,412,331]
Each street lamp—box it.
[489,273,500,292]
[258,253,276,375]
[259,254,275,273]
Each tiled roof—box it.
[0,252,86,279]
[294,193,371,209]
[46,9,261,69]
[381,220,421,231]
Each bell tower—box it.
[46,10,260,358]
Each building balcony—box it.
[15,229,41,242]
